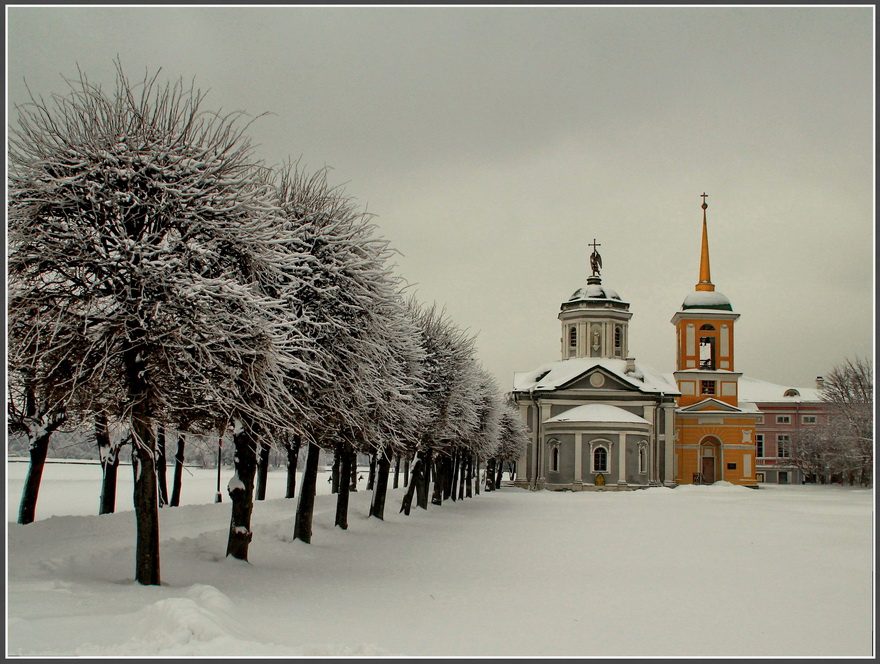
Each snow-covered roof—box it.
[545,404,650,425]
[659,373,823,404]
[513,357,680,395]
[681,289,733,311]
[737,375,823,403]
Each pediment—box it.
[563,367,638,392]
[679,398,742,413]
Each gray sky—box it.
[7,6,875,392]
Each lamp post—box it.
[215,438,223,503]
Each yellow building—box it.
[670,195,758,486]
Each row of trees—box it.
[791,357,873,486]
[7,63,528,585]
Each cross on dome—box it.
[589,238,602,277]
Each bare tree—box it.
[7,372,69,524]
[8,63,307,582]
[819,357,873,486]
[401,299,481,514]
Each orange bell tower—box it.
[671,194,758,487]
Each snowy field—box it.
[6,460,875,657]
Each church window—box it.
[550,443,560,472]
[638,446,647,474]
[756,434,764,458]
[569,326,577,347]
[777,435,790,458]
[784,389,800,397]
[701,380,716,395]
[593,446,608,473]
[614,326,622,356]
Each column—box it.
[617,431,627,485]
[664,404,676,486]
[537,403,550,485]
[574,433,583,484]
[644,405,656,484]
[519,403,532,486]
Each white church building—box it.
[511,241,680,490]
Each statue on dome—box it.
[589,238,602,277]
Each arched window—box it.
[550,443,561,472]
[784,389,800,397]
[593,446,608,472]
[639,446,648,474]
[614,326,622,356]
[569,326,577,348]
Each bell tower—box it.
[671,194,757,487]
[559,239,633,361]
[671,194,741,407]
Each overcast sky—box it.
[7,6,874,393]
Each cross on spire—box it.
[589,238,602,277]
[701,192,708,209]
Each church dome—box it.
[681,289,733,311]
[569,282,622,302]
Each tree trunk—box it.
[293,441,321,543]
[458,453,467,501]
[170,433,185,507]
[255,440,270,501]
[443,454,453,500]
[474,458,480,496]
[403,457,410,487]
[226,425,258,561]
[96,412,120,514]
[416,449,432,510]
[400,454,422,515]
[331,441,341,494]
[18,430,53,525]
[496,459,505,488]
[367,452,377,491]
[349,450,359,492]
[123,336,161,585]
[156,423,169,507]
[130,407,160,585]
[393,456,401,489]
[485,457,496,491]
[369,449,392,520]
[285,436,301,499]
[465,455,473,498]
[450,452,460,502]
[431,454,445,506]
[335,440,352,530]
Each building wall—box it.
[539,430,653,488]
[752,400,828,484]
[675,414,757,486]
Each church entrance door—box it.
[701,456,715,484]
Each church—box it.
[511,195,761,490]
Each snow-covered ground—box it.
[6,461,875,657]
